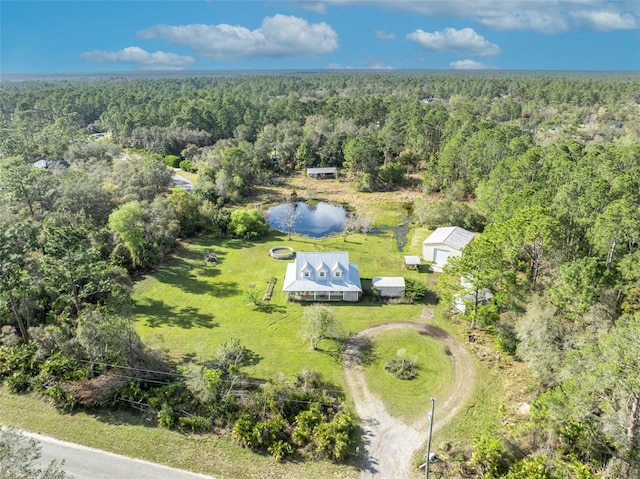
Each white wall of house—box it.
[422,243,462,265]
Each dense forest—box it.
[1,72,639,478]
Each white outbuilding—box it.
[422,226,475,269]
[371,277,406,298]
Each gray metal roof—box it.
[283,252,362,292]
[372,277,405,288]
[422,226,475,251]
[404,255,421,265]
[307,167,337,175]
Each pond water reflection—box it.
[267,201,347,237]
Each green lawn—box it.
[0,228,502,479]
[133,230,424,388]
[363,329,455,423]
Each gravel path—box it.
[343,310,474,479]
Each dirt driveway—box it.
[343,317,474,479]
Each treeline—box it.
[433,140,640,478]
[1,73,639,175]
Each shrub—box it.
[229,208,269,239]
[313,411,358,461]
[164,155,181,168]
[471,435,508,477]
[37,351,85,385]
[178,415,211,433]
[179,160,195,172]
[44,384,76,411]
[157,403,176,428]
[379,162,407,186]
[5,373,32,393]
[0,343,37,378]
[268,440,294,462]
[110,242,134,272]
[414,198,485,231]
[233,413,258,448]
[293,406,325,446]
[404,277,427,302]
[384,358,418,380]
[252,417,290,453]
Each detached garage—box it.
[422,226,475,269]
[371,277,405,298]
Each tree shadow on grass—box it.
[253,304,287,314]
[154,257,219,294]
[137,298,218,329]
[423,289,439,306]
[201,348,262,369]
[340,335,379,367]
[418,324,449,340]
[90,408,156,428]
[315,344,344,363]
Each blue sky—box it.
[1,0,639,73]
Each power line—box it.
[74,358,347,395]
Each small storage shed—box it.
[372,277,405,298]
[307,167,337,179]
[422,226,475,268]
[404,255,421,270]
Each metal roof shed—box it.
[372,276,406,298]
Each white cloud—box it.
[363,57,394,69]
[407,27,500,57]
[293,1,328,14]
[375,30,396,40]
[449,59,492,69]
[79,46,195,70]
[571,9,637,30]
[315,0,640,34]
[138,15,338,60]
[477,8,569,33]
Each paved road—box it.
[24,431,214,479]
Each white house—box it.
[282,252,362,302]
[372,277,405,298]
[422,226,475,269]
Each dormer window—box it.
[331,262,343,278]
[302,263,312,278]
[317,263,329,280]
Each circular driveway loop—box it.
[343,319,474,479]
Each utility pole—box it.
[425,397,435,479]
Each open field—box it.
[132,230,425,388]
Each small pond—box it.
[267,201,347,238]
